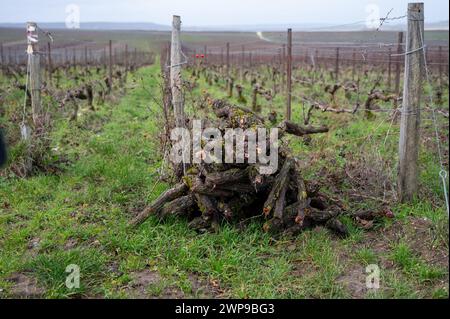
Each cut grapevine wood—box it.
[279,120,329,137]
[158,194,196,219]
[263,159,291,217]
[131,182,188,226]
[131,98,348,237]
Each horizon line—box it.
[0,19,448,25]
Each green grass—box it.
[0,57,448,299]
[390,241,447,283]
[355,248,378,266]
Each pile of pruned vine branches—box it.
[131,98,350,237]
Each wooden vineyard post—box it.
[102,47,107,70]
[204,45,207,64]
[225,42,230,94]
[226,42,230,77]
[108,40,113,93]
[240,45,245,82]
[395,31,404,98]
[72,48,76,69]
[124,44,128,85]
[387,47,392,90]
[438,46,443,89]
[0,43,4,74]
[315,48,319,70]
[47,41,53,86]
[398,2,424,202]
[334,47,340,82]
[305,48,309,67]
[282,44,286,90]
[352,49,356,80]
[278,48,282,71]
[27,22,42,126]
[170,15,185,129]
[286,29,292,121]
[84,45,88,69]
[0,43,2,64]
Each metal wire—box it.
[165,46,189,69]
[390,45,427,57]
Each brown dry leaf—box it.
[356,217,374,230]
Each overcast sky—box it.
[0,0,448,25]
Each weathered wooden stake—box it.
[102,47,106,69]
[240,45,245,82]
[72,48,76,69]
[352,49,356,80]
[47,42,53,86]
[124,44,128,84]
[286,29,292,120]
[108,40,113,93]
[315,48,319,70]
[387,47,392,89]
[282,44,286,88]
[170,15,185,128]
[398,2,424,202]
[27,22,42,125]
[334,47,340,82]
[0,43,4,74]
[438,46,443,89]
[226,42,230,77]
[64,48,68,65]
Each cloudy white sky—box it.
[0,0,448,25]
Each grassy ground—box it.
[0,60,448,298]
